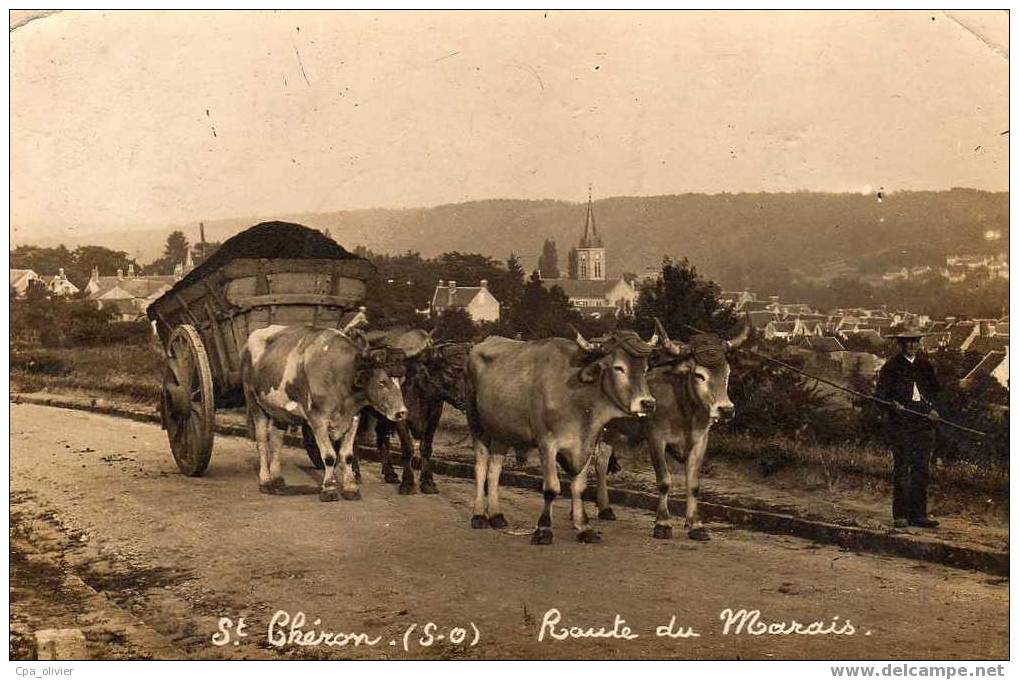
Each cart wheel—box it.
[161,324,215,476]
[302,424,325,469]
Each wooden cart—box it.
[147,226,373,476]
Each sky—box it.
[10,10,1009,239]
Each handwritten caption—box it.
[211,607,869,652]
[212,611,480,652]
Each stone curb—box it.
[11,393,1008,577]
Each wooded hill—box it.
[23,189,1007,292]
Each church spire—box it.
[580,184,602,248]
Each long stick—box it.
[680,323,987,438]
[746,349,985,438]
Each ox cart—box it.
[147,221,374,476]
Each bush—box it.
[10,349,70,376]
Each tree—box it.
[500,254,526,313]
[145,230,192,275]
[506,271,582,339]
[631,257,738,340]
[538,239,559,279]
[433,308,478,342]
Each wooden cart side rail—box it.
[229,293,365,313]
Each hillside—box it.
[21,189,1008,289]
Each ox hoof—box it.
[471,515,489,529]
[488,513,508,529]
[398,483,416,496]
[341,489,362,501]
[319,488,340,502]
[598,507,617,521]
[383,471,400,484]
[652,524,673,540]
[259,479,286,495]
[530,528,554,545]
[687,527,711,541]
[420,479,439,495]
[576,529,602,544]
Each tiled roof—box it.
[431,285,484,310]
[804,336,845,352]
[10,269,37,288]
[747,311,779,328]
[961,350,1007,384]
[965,335,1009,355]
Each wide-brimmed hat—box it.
[884,322,928,340]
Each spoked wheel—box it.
[161,324,215,476]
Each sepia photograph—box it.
[7,9,1010,669]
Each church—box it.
[538,191,638,319]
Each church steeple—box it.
[579,184,603,248]
[567,185,606,281]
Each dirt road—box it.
[10,403,1008,660]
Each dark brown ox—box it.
[365,340,473,494]
[466,329,658,544]
[597,319,748,540]
[241,325,407,502]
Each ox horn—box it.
[727,315,751,350]
[654,317,689,357]
[570,324,597,352]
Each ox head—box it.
[573,327,658,417]
[355,347,408,422]
[412,341,472,409]
[653,317,749,423]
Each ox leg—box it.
[531,443,560,545]
[396,421,419,495]
[486,441,508,529]
[336,415,362,500]
[418,406,442,495]
[377,421,400,484]
[649,437,674,539]
[595,441,616,521]
[685,435,710,541]
[252,409,277,494]
[471,438,490,528]
[571,455,601,543]
[267,423,286,492]
[310,419,342,502]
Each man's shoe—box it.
[909,517,939,528]
[893,518,908,528]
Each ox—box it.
[466,329,658,544]
[596,319,748,540]
[303,327,435,489]
[367,340,473,495]
[241,325,407,502]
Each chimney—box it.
[127,263,135,278]
[448,280,456,290]
[980,320,996,337]
[117,268,124,280]
[58,267,65,280]
[447,280,456,306]
[480,279,488,289]
[437,279,444,287]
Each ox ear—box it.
[727,315,751,350]
[579,360,603,384]
[652,317,670,346]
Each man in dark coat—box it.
[874,324,942,529]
